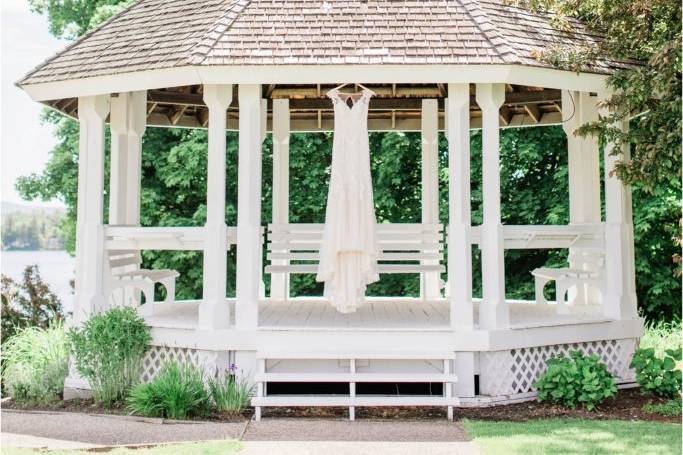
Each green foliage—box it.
[514,0,682,191]
[208,373,254,415]
[1,265,63,343]
[126,361,211,420]
[642,398,682,417]
[640,321,682,356]
[630,347,682,398]
[535,351,617,410]
[2,323,69,404]
[27,0,135,39]
[69,307,151,405]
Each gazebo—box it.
[19,0,643,419]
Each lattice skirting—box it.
[140,345,230,383]
[479,338,638,397]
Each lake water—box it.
[1,250,75,312]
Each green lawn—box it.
[463,418,682,455]
[1,440,241,455]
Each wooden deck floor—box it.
[144,298,609,331]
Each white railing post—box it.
[74,95,110,324]
[271,99,290,300]
[199,84,232,329]
[600,92,638,320]
[448,83,476,399]
[236,84,263,330]
[476,83,509,329]
[421,99,441,299]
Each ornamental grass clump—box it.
[69,307,151,406]
[208,369,254,415]
[534,351,617,411]
[2,323,69,404]
[126,361,211,420]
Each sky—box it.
[1,0,66,207]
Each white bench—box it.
[531,250,605,314]
[264,223,445,295]
[104,250,179,314]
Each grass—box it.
[642,398,682,417]
[1,440,241,455]
[463,418,682,455]
[640,321,681,355]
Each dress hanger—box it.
[331,82,375,96]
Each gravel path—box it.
[1,410,245,446]
[1,410,479,454]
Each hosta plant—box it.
[535,351,617,411]
[630,347,682,398]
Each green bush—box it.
[642,398,682,417]
[630,347,682,398]
[535,351,617,411]
[69,307,151,405]
[127,361,211,420]
[2,323,69,404]
[208,372,253,415]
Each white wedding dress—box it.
[316,88,380,313]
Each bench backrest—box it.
[568,249,605,270]
[266,223,444,273]
[107,250,142,275]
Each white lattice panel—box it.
[480,338,637,397]
[140,345,221,383]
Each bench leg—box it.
[534,277,549,304]
[555,282,570,315]
[160,277,176,305]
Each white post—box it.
[199,84,232,329]
[73,95,110,324]
[563,91,601,305]
[271,99,290,300]
[476,83,509,329]
[109,91,147,307]
[236,84,263,329]
[448,84,476,398]
[600,92,638,320]
[421,99,441,299]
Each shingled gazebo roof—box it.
[20,0,626,86]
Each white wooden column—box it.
[448,83,476,397]
[271,99,290,300]
[476,83,509,329]
[421,99,441,299]
[73,95,110,324]
[236,84,263,329]
[563,91,601,305]
[199,84,232,329]
[109,91,147,226]
[600,92,638,320]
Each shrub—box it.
[69,307,151,405]
[127,361,211,420]
[535,351,617,410]
[1,266,63,343]
[630,347,682,398]
[642,398,682,417]
[208,370,253,415]
[2,323,69,404]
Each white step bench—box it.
[252,350,458,421]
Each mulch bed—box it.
[3,388,678,424]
